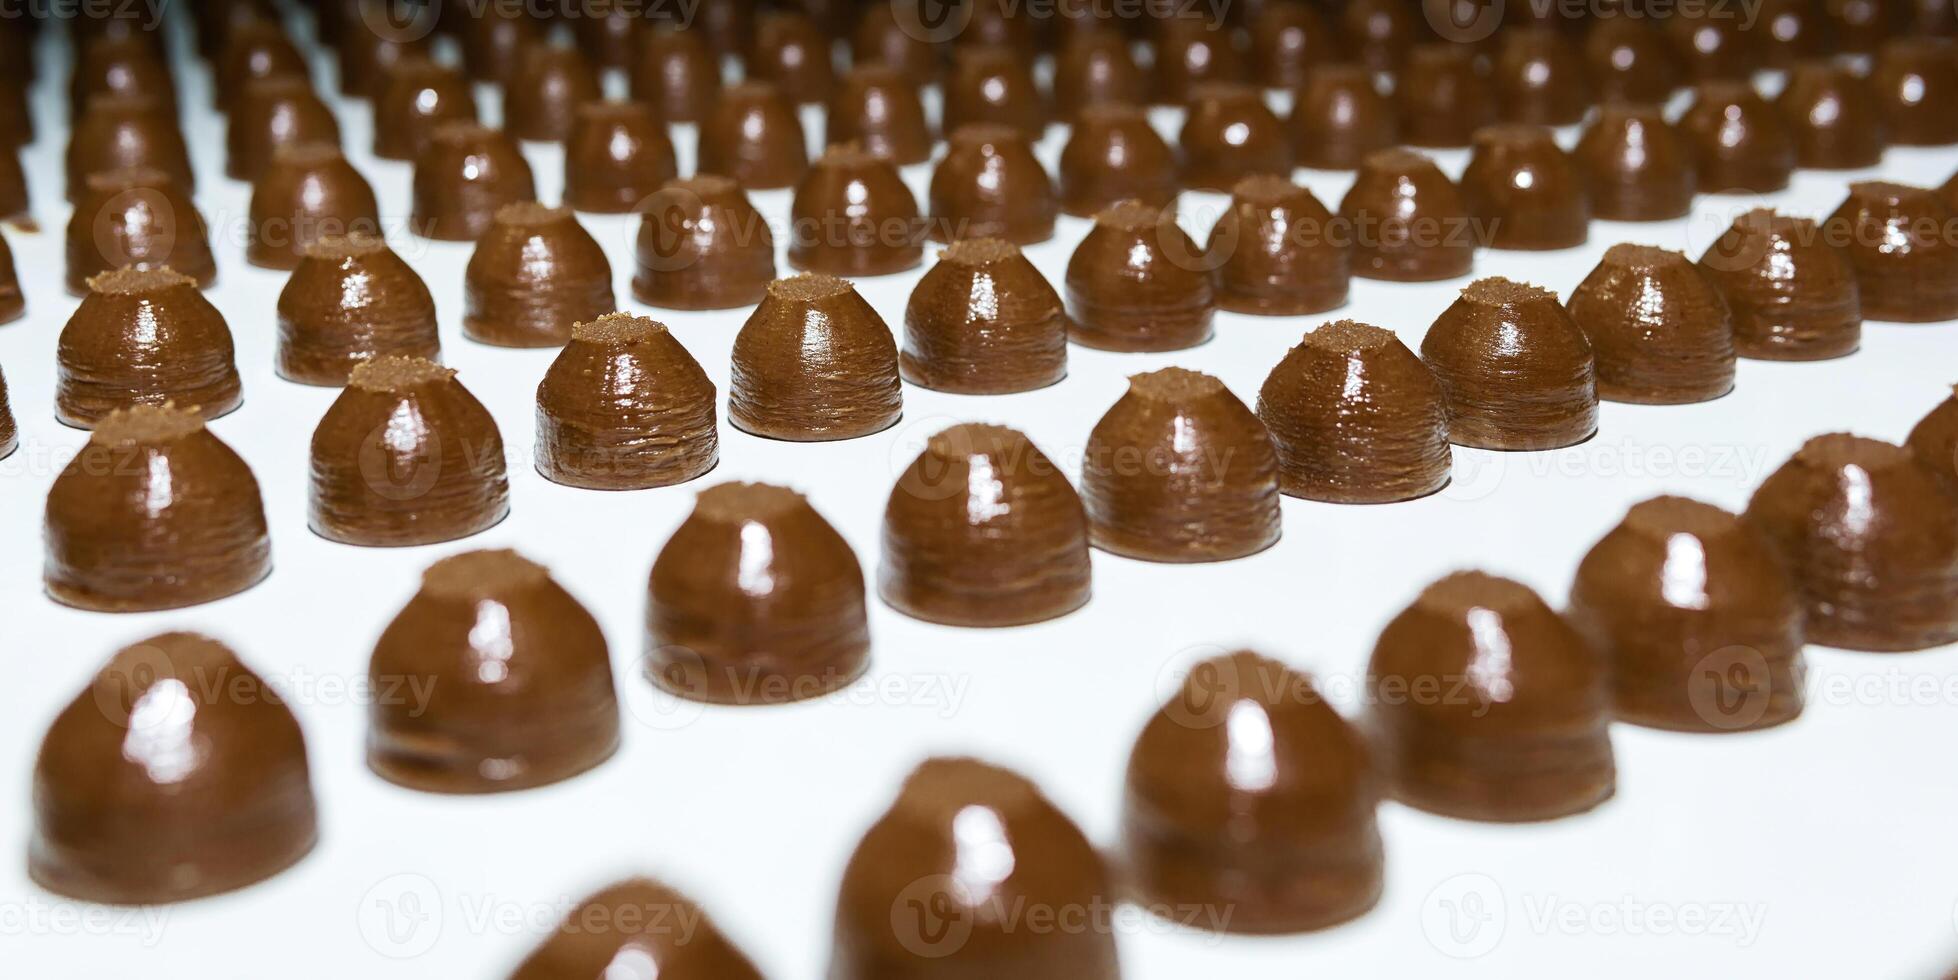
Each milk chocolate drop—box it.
[1696,210,1862,361]
[1207,175,1350,314]
[747,10,835,104]
[1677,81,1797,194]
[1566,244,1735,404]
[1054,29,1146,118]
[247,143,380,271]
[214,21,306,111]
[1570,496,1806,733]
[0,229,22,324]
[1057,103,1178,217]
[309,357,511,546]
[31,633,315,902]
[1776,60,1887,169]
[646,482,870,704]
[458,2,535,83]
[339,12,430,101]
[882,423,1092,626]
[826,63,934,166]
[902,238,1067,394]
[225,75,340,184]
[1822,181,1958,322]
[696,81,808,191]
[633,175,777,310]
[373,58,477,161]
[1177,83,1292,191]
[0,146,25,224]
[509,878,765,980]
[411,122,537,242]
[278,233,442,386]
[943,44,1048,139]
[852,0,938,86]
[1908,386,1958,489]
[1873,38,1958,145]
[1366,571,1615,822]
[564,101,677,215]
[1583,19,1680,104]
[368,550,620,793]
[1152,15,1245,105]
[464,204,615,349]
[1123,651,1383,933]
[575,3,640,69]
[68,167,215,295]
[1745,434,1958,651]
[788,143,926,277]
[1758,0,1821,68]
[1257,320,1451,503]
[1066,201,1214,352]
[536,314,718,490]
[1287,64,1397,171]
[928,125,1057,245]
[632,25,722,123]
[65,94,194,202]
[58,268,240,426]
[830,758,1119,979]
[1251,1,1330,89]
[70,35,174,117]
[1460,124,1589,252]
[1495,26,1592,126]
[1574,104,1695,221]
[1338,148,1475,282]
[1665,10,1759,82]
[1422,277,1598,451]
[507,44,601,144]
[731,273,901,440]
[1397,43,1496,149]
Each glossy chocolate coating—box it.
[1583,19,1680,104]
[1397,43,1496,149]
[58,267,239,426]
[730,273,901,441]
[1422,277,1598,451]
[65,95,194,201]
[1822,181,1958,322]
[1054,30,1146,118]
[1207,174,1349,314]
[67,167,215,295]
[632,26,723,123]
[1570,496,1805,732]
[1258,320,1451,502]
[464,203,615,349]
[369,549,620,793]
[1123,650,1382,933]
[1776,60,1887,169]
[536,314,718,490]
[1745,434,1958,651]
[1677,81,1797,194]
[224,76,340,183]
[1065,201,1214,352]
[826,63,934,166]
[338,14,430,101]
[788,143,925,277]
[633,175,778,310]
[458,3,536,83]
[1574,103,1695,221]
[1287,64,1398,171]
[574,3,641,68]
[70,35,175,117]
[1057,102,1178,216]
[746,10,834,104]
[1757,0,1821,68]
[1250,1,1330,89]
[1873,38,1958,146]
[1907,386,1958,489]
[373,58,477,161]
[564,101,677,214]
[902,238,1067,393]
[278,233,442,386]
[507,45,601,144]
[410,122,537,242]
[1665,10,1759,82]
[882,423,1092,626]
[247,143,380,271]
[1696,210,1862,361]
[309,357,511,546]
[509,878,765,980]
[213,20,306,111]
[852,0,939,86]
[1152,15,1245,105]
[0,228,22,324]
[647,482,870,704]
[830,757,1118,979]
[928,125,1057,245]
[1177,83,1292,191]
[1495,26,1591,126]
[1566,244,1735,405]
[1338,148,1475,282]
[696,81,809,191]
[1366,571,1614,822]
[1460,124,1588,252]
[31,633,314,902]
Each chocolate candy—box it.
[748,10,835,103]
[507,44,601,143]
[696,81,808,191]
[0,228,21,324]
[647,482,870,704]
[632,25,722,123]
[1251,1,1331,89]
[31,633,314,902]
[0,145,24,223]
[1054,29,1146,118]
[633,175,778,310]
[1397,43,1496,149]
[1495,26,1592,126]
[1677,81,1797,194]
[510,878,764,980]
[882,423,1092,626]
[1367,571,1615,821]
[1287,64,1397,171]
[464,203,614,348]
[213,20,306,110]
[826,63,933,166]
[1258,320,1451,503]
[1338,148,1475,282]
[902,238,1067,394]
[1873,38,1958,145]
[67,167,216,295]
[564,101,678,214]
[830,757,1118,979]
[1460,124,1588,251]
[1177,83,1292,191]
[1066,201,1214,351]
[1422,277,1598,451]
[1123,650,1382,933]
[373,57,477,161]
[852,0,938,86]
[788,143,925,277]
[1207,175,1349,314]
[0,366,13,458]
[369,549,620,792]
[65,94,194,201]
[278,233,442,386]
[943,44,1048,139]
[309,357,510,546]
[1822,181,1958,322]
[1745,434,1958,651]
[70,34,175,116]
[338,13,429,100]
[1696,210,1862,361]
[730,273,902,441]
[928,125,1057,245]
[1082,368,1281,562]
[1057,102,1178,216]
[247,143,380,270]
[1665,10,1759,82]
[1776,60,1887,169]
[575,3,640,68]
[458,2,535,82]
[1908,386,1958,488]
[410,122,537,242]
[1583,19,1680,104]
[1152,15,1245,105]
[1574,103,1695,221]
[58,267,239,426]
[1570,496,1806,733]
[1567,244,1735,404]
[1758,0,1820,67]
[224,76,339,184]
[536,313,718,490]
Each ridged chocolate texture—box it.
[1495,26,1591,126]
[1583,19,1679,104]
[1287,64,1397,171]
[1873,38,1958,145]
[928,125,1056,245]
[458,3,535,83]
[1677,81,1796,194]
[1338,148,1475,282]
[247,142,380,271]
[1397,43,1495,149]
[826,63,933,166]
[882,423,1091,626]
[309,357,510,546]
[1573,103,1695,221]
[278,234,441,385]
[696,81,808,191]
[509,878,765,980]
[213,20,306,112]
[1123,651,1382,933]
[944,45,1049,139]
[1566,244,1735,405]
[1696,210,1862,361]
[631,25,722,123]
[1258,320,1450,503]
[646,482,870,704]
[1422,277,1598,451]
[507,44,600,143]
[1057,103,1177,217]
[852,0,939,86]
[68,166,215,294]
[0,366,15,459]
[1151,15,1245,104]
[0,228,21,324]
[1250,1,1330,89]
[633,175,777,310]
[464,203,615,348]
[1569,496,1806,732]
[788,143,925,277]
[902,238,1067,393]
[536,314,718,490]
[1366,571,1615,822]
[1177,84,1291,192]
[747,10,835,104]
[1460,124,1588,252]
[1206,174,1349,315]
[730,273,902,440]
[70,34,175,117]
[1822,181,1958,322]
[1746,434,1958,651]
[65,94,194,202]
[31,633,315,902]
[1776,60,1887,169]
[1066,200,1214,352]
[1082,368,1281,562]
[373,58,477,161]
[562,101,677,214]
[337,11,430,100]
[410,122,537,242]
[830,758,1119,979]
[1054,30,1145,118]
[58,267,239,426]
